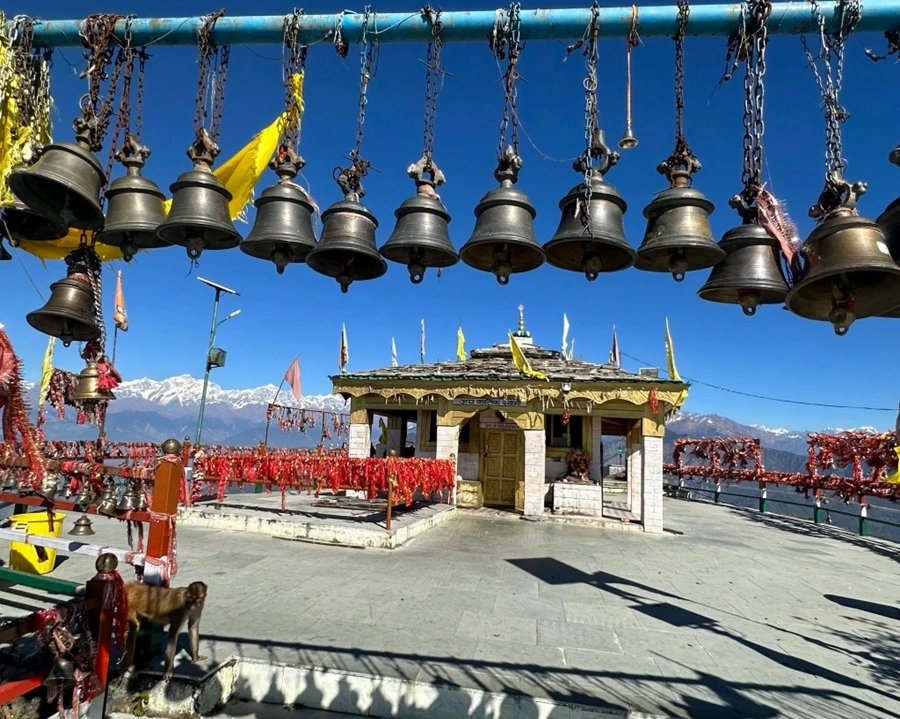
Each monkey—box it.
[123,580,208,681]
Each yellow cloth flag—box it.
[509,332,549,381]
[38,336,55,406]
[456,327,466,361]
[886,447,900,484]
[664,318,688,409]
[18,73,306,261]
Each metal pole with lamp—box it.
[194,277,240,449]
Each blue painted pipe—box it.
[24,2,900,48]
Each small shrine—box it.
[331,308,688,532]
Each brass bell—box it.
[2,474,19,491]
[636,167,723,282]
[96,137,168,262]
[698,213,788,316]
[40,472,61,498]
[618,126,638,150]
[26,266,100,347]
[43,656,78,690]
[1,200,68,245]
[8,122,106,231]
[133,480,149,511]
[786,173,900,335]
[544,164,634,281]
[306,164,386,293]
[116,483,140,512]
[380,155,458,284]
[240,144,318,274]
[156,131,242,260]
[69,514,95,537]
[460,146,544,285]
[96,481,118,517]
[73,361,116,404]
[73,482,96,510]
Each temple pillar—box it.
[386,415,403,456]
[628,424,643,520]
[522,429,546,518]
[640,417,664,534]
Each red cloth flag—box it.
[283,357,302,402]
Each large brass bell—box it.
[73,361,116,404]
[96,137,168,262]
[876,146,900,318]
[786,173,900,335]
[96,481,118,517]
[306,164,386,293]
[544,144,634,281]
[43,656,78,691]
[636,166,723,281]
[156,131,241,260]
[698,206,788,316]
[240,144,318,274]
[460,146,544,285]
[69,514,95,537]
[26,264,100,347]
[1,200,68,245]
[8,122,105,231]
[380,155,458,284]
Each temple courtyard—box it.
[3,498,899,719]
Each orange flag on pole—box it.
[339,324,349,372]
[114,270,128,332]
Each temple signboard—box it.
[453,398,526,407]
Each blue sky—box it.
[3,0,899,432]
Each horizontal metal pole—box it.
[25,2,900,48]
[0,527,144,565]
[0,566,81,596]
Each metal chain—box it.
[282,9,308,147]
[737,0,770,199]
[421,6,444,161]
[135,48,146,141]
[78,14,125,151]
[103,19,135,202]
[660,0,700,179]
[11,17,35,136]
[211,44,230,143]
[580,2,600,225]
[194,10,229,144]
[493,2,523,160]
[865,29,900,61]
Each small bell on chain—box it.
[240,143,318,274]
[544,133,634,281]
[43,656,78,691]
[116,482,141,512]
[785,172,900,335]
[697,195,788,316]
[156,130,242,260]
[133,480,149,511]
[380,155,458,283]
[40,471,61,498]
[460,146,544,285]
[96,136,168,262]
[8,118,106,231]
[69,514,95,537]
[26,255,101,346]
[73,359,116,405]
[876,145,900,318]
[73,481,97,510]
[306,159,386,293]
[96,480,118,517]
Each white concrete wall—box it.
[545,457,568,481]
[435,425,459,462]
[552,482,604,517]
[641,435,664,534]
[523,429,546,518]
[457,452,479,480]
[348,422,370,459]
[590,417,604,481]
[628,438,642,519]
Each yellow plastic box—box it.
[8,511,65,575]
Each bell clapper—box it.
[738,290,761,316]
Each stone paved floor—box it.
[3,498,900,718]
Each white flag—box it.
[420,319,426,363]
[391,337,398,367]
[562,313,570,356]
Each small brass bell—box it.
[43,656,78,690]
[156,131,242,260]
[636,165,723,282]
[306,162,386,293]
[73,482,96,510]
[133,480,149,511]
[26,264,100,347]
[618,126,638,150]
[786,173,900,335]
[380,155,458,284]
[96,481,118,517]
[69,514,95,537]
[40,472,61,498]
[73,361,116,405]
[698,204,788,316]
[544,143,634,281]
[460,146,544,285]
[2,473,19,491]
[1,200,67,245]
[96,137,168,262]
[116,483,140,512]
[8,121,106,231]
[240,144,318,274]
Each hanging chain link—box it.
[660,0,701,182]
[135,48,147,142]
[421,6,444,162]
[492,2,523,160]
[734,0,770,203]
[194,10,230,145]
[282,9,308,148]
[582,2,600,172]
[77,14,126,151]
[102,18,135,200]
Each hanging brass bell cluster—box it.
[73,359,116,406]
[96,480,118,517]
[636,159,723,282]
[8,118,106,231]
[96,136,168,262]
[785,172,900,335]
[26,253,101,347]
[876,145,900,318]
[460,146,544,285]
[380,154,458,283]
[241,143,318,274]
[69,514,95,537]
[698,194,788,316]
[306,158,386,293]
[544,132,635,281]
[156,130,241,260]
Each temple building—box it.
[330,308,688,533]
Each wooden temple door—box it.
[482,429,521,506]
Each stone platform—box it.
[2,499,899,718]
